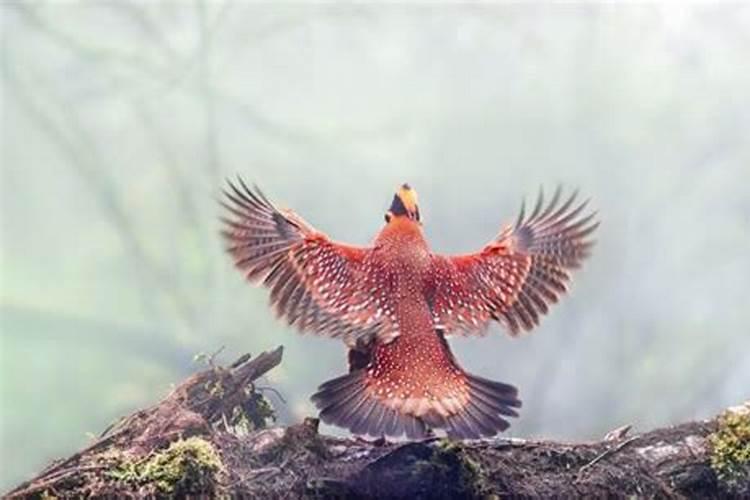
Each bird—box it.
[221,179,597,439]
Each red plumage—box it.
[222,179,597,439]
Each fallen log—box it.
[5,348,749,499]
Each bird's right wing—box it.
[221,179,396,345]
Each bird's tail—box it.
[442,372,521,439]
[311,369,522,440]
[311,370,431,439]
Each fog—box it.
[2,2,749,489]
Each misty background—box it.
[2,2,749,490]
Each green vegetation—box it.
[237,391,277,431]
[106,437,224,495]
[709,409,750,490]
[431,439,489,497]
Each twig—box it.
[224,466,282,489]
[576,435,640,478]
[230,353,252,369]
[208,345,226,367]
[603,423,632,442]
[222,411,231,433]
[257,385,287,405]
[6,465,106,499]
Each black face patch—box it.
[389,194,409,216]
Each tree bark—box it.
[5,348,749,499]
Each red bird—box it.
[221,180,597,439]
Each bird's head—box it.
[385,183,421,224]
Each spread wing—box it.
[428,187,598,336]
[221,178,393,345]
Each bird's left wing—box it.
[221,179,392,345]
[427,188,598,336]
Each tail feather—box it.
[444,373,522,439]
[384,409,402,436]
[469,385,516,416]
[350,398,379,434]
[469,376,520,407]
[336,392,370,427]
[312,370,521,440]
[355,402,385,435]
[463,402,506,436]
[312,371,428,439]
[313,373,366,424]
[450,410,484,438]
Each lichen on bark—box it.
[709,405,750,491]
[105,437,224,495]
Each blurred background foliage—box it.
[2,1,749,490]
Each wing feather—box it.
[429,187,598,336]
[221,178,392,344]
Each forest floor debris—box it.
[5,348,749,499]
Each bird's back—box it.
[326,216,500,434]
[369,216,435,338]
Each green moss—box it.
[231,391,276,433]
[106,437,223,495]
[709,409,750,490]
[435,439,480,474]
[432,439,489,496]
[436,437,461,454]
[204,376,276,434]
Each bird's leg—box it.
[354,435,389,447]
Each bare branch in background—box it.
[130,99,214,289]
[196,0,223,185]
[2,48,201,336]
[0,305,196,372]
[9,2,326,145]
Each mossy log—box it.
[5,348,749,499]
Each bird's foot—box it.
[354,435,389,447]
